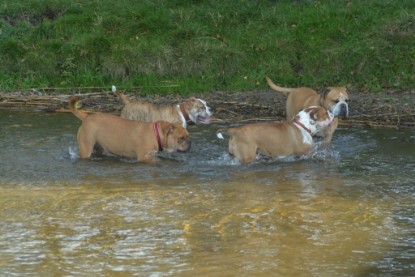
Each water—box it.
[0,109,414,276]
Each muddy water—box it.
[0,109,414,276]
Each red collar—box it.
[179,104,194,125]
[153,122,163,151]
[294,121,312,135]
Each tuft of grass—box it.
[0,0,414,93]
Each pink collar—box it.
[153,122,163,151]
[294,121,312,135]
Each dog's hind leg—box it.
[77,129,95,159]
[229,139,256,164]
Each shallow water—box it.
[0,109,414,276]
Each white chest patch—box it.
[177,105,187,128]
[295,125,313,145]
[293,111,314,145]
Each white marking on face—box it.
[332,100,349,118]
[198,98,213,116]
[189,99,212,124]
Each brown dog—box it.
[115,88,212,128]
[69,96,191,161]
[265,76,349,142]
[217,106,334,164]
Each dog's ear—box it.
[303,107,319,123]
[160,122,176,135]
[321,87,331,95]
[320,87,331,102]
[167,124,176,135]
[309,111,318,125]
[309,109,318,121]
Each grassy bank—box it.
[1,0,414,94]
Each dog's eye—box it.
[178,136,185,143]
[334,100,339,104]
[199,106,206,111]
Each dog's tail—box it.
[69,96,89,121]
[112,85,130,105]
[216,128,229,140]
[265,76,293,95]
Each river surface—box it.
[0,109,414,276]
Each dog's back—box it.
[120,101,180,123]
[116,92,181,123]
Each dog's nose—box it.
[339,104,349,119]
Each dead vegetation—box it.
[0,89,414,129]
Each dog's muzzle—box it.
[197,115,211,124]
[179,141,192,153]
[333,102,349,119]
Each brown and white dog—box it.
[265,76,349,143]
[217,106,333,164]
[69,96,191,161]
[114,86,212,128]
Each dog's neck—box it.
[293,120,313,145]
[293,121,312,135]
[179,103,194,126]
[153,122,163,151]
[293,111,314,145]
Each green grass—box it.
[1,0,414,94]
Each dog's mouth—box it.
[196,115,211,124]
[337,109,349,119]
[178,141,192,153]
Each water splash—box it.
[68,147,79,160]
[206,152,240,166]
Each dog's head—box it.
[320,87,349,119]
[161,122,191,153]
[182,97,212,125]
[295,106,334,136]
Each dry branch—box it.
[1,91,414,129]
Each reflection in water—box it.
[0,109,414,276]
[0,183,398,276]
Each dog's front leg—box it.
[138,150,158,163]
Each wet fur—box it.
[265,76,349,143]
[218,106,333,164]
[117,93,212,128]
[69,96,191,161]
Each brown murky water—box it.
[1,109,414,276]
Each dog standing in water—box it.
[217,106,333,164]
[69,96,191,161]
[265,76,349,142]
[114,86,212,128]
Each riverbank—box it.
[1,89,414,128]
[2,1,414,93]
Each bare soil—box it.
[1,89,414,128]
